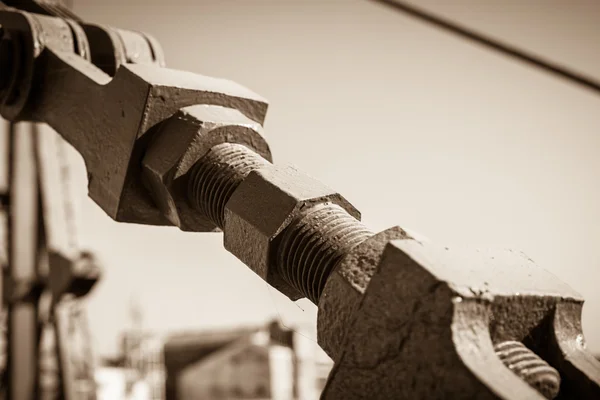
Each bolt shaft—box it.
[277,203,373,303]
[187,144,373,304]
[187,143,269,229]
[494,341,561,399]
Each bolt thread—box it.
[187,143,269,229]
[494,341,560,399]
[277,203,373,303]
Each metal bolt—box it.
[494,340,561,399]
[187,142,373,304]
[277,202,373,303]
[185,141,565,398]
[187,143,270,229]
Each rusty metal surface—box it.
[0,10,75,120]
[80,23,164,76]
[1,0,81,21]
[275,202,372,304]
[320,240,600,399]
[142,105,271,231]
[317,226,410,362]
[79,23,128,76]
[0,9,269,227]
[1,4,100,400]
[549,302,600,398]
[0,6,597,399]
[115,28,159,65]
[187,142,271,232]
[127,24,598,394]
[224,165,361,300]
[2,2,101,396]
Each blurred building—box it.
[96,367,128,400]
[164,320,333,400]
[1,303,334,400]
[95,329,166,400]
[95,296,166,400]
[120,330,166,399]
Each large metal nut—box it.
[142,104,272,232]
[317,226,411,362]
[223,165,360,300]
[321,240,600,399]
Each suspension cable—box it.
[370,0,600,95]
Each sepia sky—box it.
[61,0,600,357]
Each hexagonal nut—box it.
[223,164,361,300]
[317,226,411,362]
[321,240,586,399]
[142,104,272,232]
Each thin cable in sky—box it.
[371,0,600,95]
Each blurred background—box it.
[47,0,600,398]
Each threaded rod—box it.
[187,143,269,229]
[494,341,560,399]
[187,143,373,305]
[277,203,373,303]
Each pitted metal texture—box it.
[0,6,598,399]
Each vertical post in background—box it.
[1,2,98,399]
[293,331,318,400]
[54,297,97,400]
[7,122,41,400]
[35,121,98,400]
[0,120,10,400]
